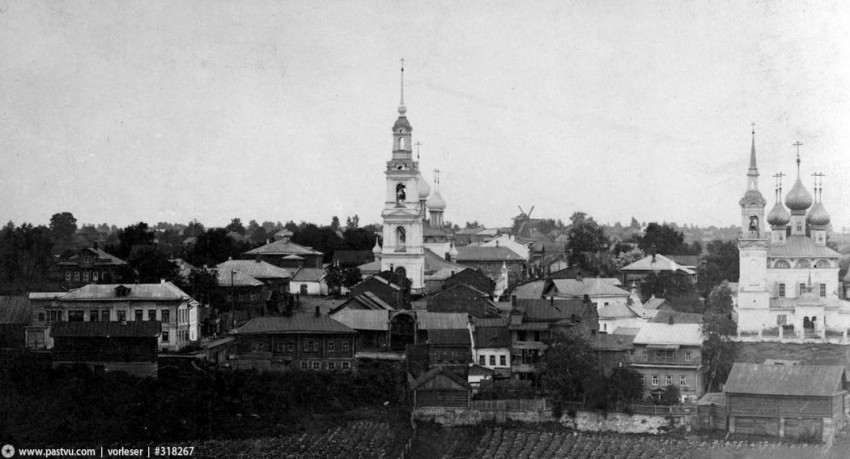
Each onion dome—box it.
[766,201,791,227]
[417,173,431,200]
[372,237,382,255]
[784,177,813,213]
[427,188,446,211]
[807,201,831,227]
[448,241,458,257]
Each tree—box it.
[639,223,686,255]
[341,227,376,251]
[566,212,610,268]
[324,264,344,296]
[330,216,340,231]
[345,215,360,230]
[49,212,78,242]
[659,385,681,405]
[614,248,645,270]
[110,222,155,260]
[465,221,480,229]
[607,367,644,406]
[697,240,739,296]
[540,329,600,408]
[186,228,248,267]
[702,282,737,392]
[124,248,180,284]
[342,267,362,289]
[226,218,246,235]
[184,220,205,238]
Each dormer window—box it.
[115,285,131,297]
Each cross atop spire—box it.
[433,168,440,186]
[793,141,803,176]
[415,141,421,160]
[812,172,826,202]
[749,124,758,172]
[398,58,406,115]
[773,172,785,199]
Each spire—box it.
[398,58,406,116]
[748,124,758,175]
[794,141,803,177]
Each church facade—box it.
[735,131,850,336]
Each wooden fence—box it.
[555,400,695,416]
[469,398,548,412]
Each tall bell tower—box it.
[380,61,427,294]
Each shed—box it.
[410,366,471,408]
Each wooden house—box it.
[426,284,499,318]
[442,269,496,296]
[724,362,847,441]
[410,366,471,408]
[51,321,160,377]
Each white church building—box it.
[735,130,850,338]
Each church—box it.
[735,129,850,337]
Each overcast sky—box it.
[1,0,848,232]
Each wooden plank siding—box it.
[727,394,832,418]
[414,390,469,408]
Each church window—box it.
[774,260,790,269]
[778,284,785,297]
[799,283,806,296]
[395,183,406,205]
[820,284,826,297]
[815,259,830,269]
[795,259,811,269]
[400,137,406,149]
[396,227,406,247]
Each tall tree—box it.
[639,223,686,255]
[110,222,155,260]
[566,212,610,267]
[345,215,360,230]
[49,212,78,242]
[123,248,180,284]
[226,218,246,235]
[186,228,247,267]
[540,328,600,407]
[702,282,737,392]
[697,240,739,296]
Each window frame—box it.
[651,375,658,386]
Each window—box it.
[489,355,496,366]
[48,310,62,322]
[74,271,81,281]
[777,315,787,325]
[68,310,84,322]
[679,376,687,387]
[90,310,99,322]
[162,331,170,343]
[327,362,335,370]
[341,341,350,352]
[161,310,170,324]
[684,352,691,362]
[38,312,45,322]
[287,342,295,352]
[83,271,90,282]
[779,283,786,297]
[118,310,126,322]
[102,271,108,281]
[251,342,260,352]
[651,375,658,386]
[665,375,672,386]
[301,361,308,370]
[642,350,649,361]
[134,310,143,321]
[479,355,485,365]
[799,283,806,296]
[101,310,110,322]
[148,310,156,321]
[341,361,350,370]
[328,341,335,352]
[820,284,826,297]
[92,271,99,281]
[500,355,506,366]
[65,271,72,281]
[312,361,320,370]
[276,342,285,352]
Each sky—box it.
[1,0,849,232]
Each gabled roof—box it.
[0,296,32,324]
[410,365,471,391]
[329,309,390,331]
[546,278,630,298]
[620,254,696,275]
[291,267,326,282]
[642,296,668,310]
[230,312,355,335]
[428,328,471,345]
[471,316,509,328]
[58,282,192,301]
[424,248,469,274]
[511,280,545,299]
[456,246,524,262]
[474,326,511,348]
[591,333,636,351]
[767,235,841,259]
[613,327,640,335]
[649,310,703,324]
[667,255,700,268]
[515,299,598,328]
[215,268,264,287]
[724,363,845,397]
[469,364,495,377]
[633,322,703,346]
[330,292,395,315]
[598,303,640,319]
[217,259,292,280]
[352,275,402,291]
[58,247,127,266]
[416,312,469,330]
[51,321,161,338]
[244,239,322,256]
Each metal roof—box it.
[621,254,696,275]
[428,328,471,345]
[51,321,161,338]
[291,267,326,282]
[642,297,667,310]
[649,311,704,324]
[217,259,292,280]
[330,309,390,331]
[547,278,630,298]
[591,333,635,351]
[598,303,639,319]
[215,268,264,287]
[512,281,545,299]
[0,296,32,324]
[474,326,511,348]
[416,312,469,330]
[724,363,845,397]
[457,246,524,262]
[58,282,192,301]
[767,235,841,259]
[230,312,355,335]
[633,323,703,346]
[244,239,322,256]
[410,366,471,391]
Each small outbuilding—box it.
[410,365,471,408]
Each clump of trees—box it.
[702,282,737,392]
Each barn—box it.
[724,362,847,442]
[410,366,471,408]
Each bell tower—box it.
[380,60,426,294]
[737,126,770,332]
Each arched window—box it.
[795,259,811,269]
[399,137,406,150]
[396,227,406,250]
[814,259,831,269]
[774,260,791,269]
[395,183,406,205]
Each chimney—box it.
[576,272,583,282]
[668,315,674,325]
[315,306,321,317]
[511,295,517,308]
[161,279,166,284]
[496,240,500,247]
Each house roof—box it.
[547,278,630,298]
[51,321,162,338]
[598,303,640,319]
[633,322,703,346]
[649,310,704,324]
[352,275,402,291]
[58,282,192,301]
[0,296,32,324]
[456,246,524,262]
[724,363,845,397]
[169,258,196,279]
[642,296,667,310]
[215,268,264,287]
[424,248,469,274]
[410,365,471,391]
[291,267,326,282]
[329,292,395,315]
[767,235,841,259]
[511,280,545,299]
[416,312,469,330]
[620,254,696,275]
[474,326,511,348]
[217,259,292,280]
[357,259,382,274]
[472,316,509,328]
[516,298,596,323]
[469,364,495,377]
[58,247,127,266]
[230,312,355,335]
[591,333,636,351]
[613,327,640,335]
[428,328,471,345]
[244,239,322,256]
[330,309,390,331]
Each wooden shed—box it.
[410,366,471,408]
[724,362,846,441]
